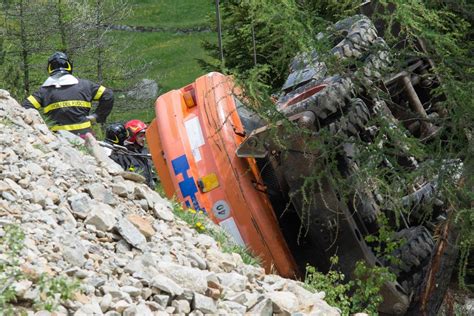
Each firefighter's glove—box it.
[86,114,98,124]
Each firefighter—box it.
[124,119,156,188]
[22,51,114,136]
[104,122,132,171]
[105,122,129,146]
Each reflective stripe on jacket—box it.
[22,78,113,134]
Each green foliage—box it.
[304,256,351,314]
[296,0,362,22]
[35,275,79,312]
[0,225,80,314]
[201,2,473,313]
[200,0,319,89]
[365,214,403,266]
[305,257,395,315]
[171,201,207,233]
[350,261,396,315]
[68,139,92,156]
[0,225,24,315]
[125,0,212,28]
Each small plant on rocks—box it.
[304,256,395,316]
[67,139,92,155]
[0,224,80,314]
[172,202,261,266]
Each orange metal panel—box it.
[148,72,298,278]
[145,119,175,199]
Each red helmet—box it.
[125,119,147,145]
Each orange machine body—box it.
[146,72,298,278]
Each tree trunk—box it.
[19,0,30,94]
[57,0,68,54]
[96,0,103,83]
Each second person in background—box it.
[124,119,156,189]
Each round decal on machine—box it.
[212,200,231,220]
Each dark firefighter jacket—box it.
[106,144,156,189]
[22,76,113,135]
[125,145,156,189]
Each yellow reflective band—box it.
[93,86,106,101]
[27,96,41,109]
[50,121,92,132]
[44,100,91,114]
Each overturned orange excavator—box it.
[146,4,460,315]
[146,72,298,278]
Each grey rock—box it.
[0,89,10,98]
[151,275,184,296]
[188,251,207,270]
[61,235,87,267]
[217,272,247,292]
[115,239,131,253]
[176,288,194,301]
[56,130,85,146]
[99,293,112,312]
[195,234,216,248]
[153,203,174,221]
[113,300,130,313]
[83,134,123,175]
[74,300,103,315]
[86,276,106,288]
[23,287,40,301]
[111,183,128,197]
[248,298,273,316]
[152,295,170,308]
[119,171,146,184]
[127,79,158,100]
[63,245,87,267]
[116,217,146,249]
[68,193,92,219]
[134,303,154,316]
[219,300,247,314]
[122,304,137,316]
[26,162,45,176]
[13,280,33,298]
[84,202,117,232]
[172,300,191,314]
[134,185,170,209]
[265,291,298,313]
[2,191,16,202]
[308,299,340,315]
[145,301,164,311]
[141,287,153,300]
[86,182,117,206]
[120,285,141,297]
[157,261,208,294]
[193,293,217,314]
[56,205,77,229]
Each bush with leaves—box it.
[305,257,395,315]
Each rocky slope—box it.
[0,90,340,315]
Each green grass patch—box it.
[126,0,213,29]
[110,30,215,92]
[106,30,215,122]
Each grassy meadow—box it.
[108,0,215,122]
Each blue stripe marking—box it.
[171,155,205,212]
